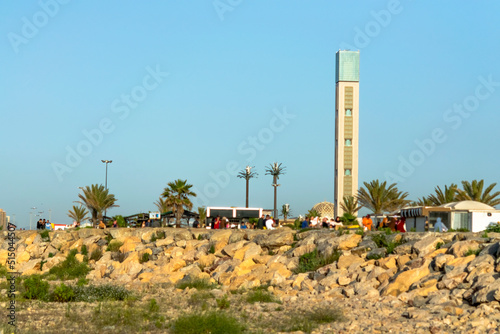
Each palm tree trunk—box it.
[273,176,277,219]
[246,178,249,208]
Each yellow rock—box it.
[378,256,397,270]
[446,255,475,268]
[197,254,216,268]
[233,259,256,276]
[25,233,38,245]
[166,271,185,284]
[424,248,447,259]
[138,272,154,283]
[0,250,8,265]
[382,259,431,296]
[17,251,30,264]
[75,254,85,263]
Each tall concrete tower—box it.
[334,50,359,217]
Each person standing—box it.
[362,215,373,231]
[257,214,265,230]
[192,219,199,228]
[434,218,448,232]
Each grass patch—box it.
[151,230,166,242]
[481,231,489,238]
[246,289,280,304]
[464,248,481,257]
[435,242,444,250]
[216,295,230,309]
[294,249,342,274]
[80,245,88,256]
[106,240,123,252]
[371,234,403,254]
[366,253,383,260]
[170,310,245,334]
[139,252,150,264]
[188,291,213,307]
[90,248,103,261]
[208,243,216,254]
[90,300,166,332]
[176,277,217,290]
[40,230,50,241]
[47,249,91,280]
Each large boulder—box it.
[447,240,481,257]
[381,258,431,296]
[412,236,444,257]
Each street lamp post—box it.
[101,160,112,223]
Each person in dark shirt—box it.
[192,219,199,228]
[257,215,265,229]
[301,217,309,229]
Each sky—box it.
[1,1,500,228]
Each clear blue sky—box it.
[1,1,499,228]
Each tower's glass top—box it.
[336,51,359,82]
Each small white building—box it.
[400,200,500,232]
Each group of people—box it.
[361,214,407,232]
[300,216,344,229]
[36,219,54,230]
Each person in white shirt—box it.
[434,217,448,232]
[265,215,275,230]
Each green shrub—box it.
[80,245,88,256]
[246,289,279,304]
[23,275,49,300]
[355,228,364,235]
[40,230,50,241]
[176,278,217,290]
[52,283,75,302]
[435,242,444,250]
[197,234,203,240]
[486,224,500,233]
[73,284,131,302]
[208,243,215,254]
[464,248,481,257]
[410,228,417,232]
[139,252,150,264]
[90,248,103,261]
[294,249,342,274]
[482,231,489,238]
[48,252,54,258]
[48,249,91,280]
[216,295,230,309]
[170,311,245,334]
[366,253,382,260]
[106,241,123,252]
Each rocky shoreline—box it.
[1,227,500,333]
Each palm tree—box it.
[77,184,118,227]
[154,197,171,227]
[340,196,362,216]
[237,166,258,208]
[412,196,433,206]
[265,162,286,219]
[456,179,500,206]
[197,207,207,227]
[67,205,88,225]
[357,180,410,219]
[162,179,197,228]
[307,208,320,218]
[280,204,291,224]
[427,184,458,206]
